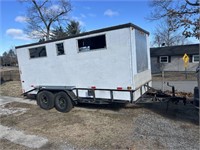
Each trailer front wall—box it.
[130,28,151,100]
[17,28,134,100]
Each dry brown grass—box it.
[0,81,22,97]
[0,101,199,150]
[1,102,135,149]
[0,67,19,72]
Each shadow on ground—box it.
[135,101,199,125]
[76,99,199,125]
[24,94,199,125]
[76,102,128,111]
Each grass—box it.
[152,71,197,81]
[0,81,22,97]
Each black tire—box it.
[54,92,73,112]
[37,90,54,110]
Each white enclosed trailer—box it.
[16,23,151,112]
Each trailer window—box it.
[29,46,47,58]
[56,43,65,55]
[78,35,106,52]
[135,30,148,73]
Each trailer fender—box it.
[64,90,78,105]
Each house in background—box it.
[150,44,199,73]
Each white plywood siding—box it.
[17,28,134,100]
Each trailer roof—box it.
[15,23,149,49]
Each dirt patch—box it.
[0,81,22,97]
[0,101,199,150]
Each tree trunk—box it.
[46,28,50,41]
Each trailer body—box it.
[16,23,151,102]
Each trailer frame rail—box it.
[75,87,135,104]
[22,81,151,104]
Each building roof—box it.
[150,44,199,56]
[16,23,149,49]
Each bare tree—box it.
[20,0,71,40]
[153,18,189,47]
[148,0,200,39]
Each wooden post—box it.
[162,70,164,91]
[185,67,187,79]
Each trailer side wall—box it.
[17,28,133,100]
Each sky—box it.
[0,0,198,55]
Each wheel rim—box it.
[41,95,48,104]
[58,97,66,108]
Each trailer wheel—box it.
[37,90,54,110]
[54,92,73,112]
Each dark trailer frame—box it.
[22,81,151,112]
[22,80,194,113]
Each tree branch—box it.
[185,0,200,6]
[31,0,48,29]
[39,0,48,9]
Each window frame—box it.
[193,55,199,63]
[77,34,107,52]
[159,56,169,63]
[29,46,47,59]
[56,42,65,56]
